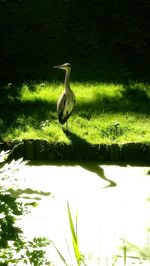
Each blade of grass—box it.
[112,255,118,266]
[76,211,78,238]
[67,202,83,266]
[65,235,73,265]
[122,239,127,266]
[123,245,127,266]
[51,241,69,266]
[67,202,77,244]
[120,237,139,249]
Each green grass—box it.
[0,81,150,144]
[52,202,149,265]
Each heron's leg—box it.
[66,121,68,131]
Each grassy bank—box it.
[0,81,150,144]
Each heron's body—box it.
[54,63,75,126]
[57,88,75,124]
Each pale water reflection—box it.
[16,163,150,265]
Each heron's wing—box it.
[57,92,66,115]
[57,92,67,124]
[57,91,75,125]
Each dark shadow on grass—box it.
[122,82,150,102]
[0,97,57,141]
[63,129,117,188]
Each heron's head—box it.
[54,63,71,72]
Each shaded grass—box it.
[0,81,150,144]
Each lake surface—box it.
[16,163,150,265]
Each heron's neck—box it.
[65,69,71,91]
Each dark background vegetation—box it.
[0,0,150,85]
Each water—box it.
[15,163,150,265]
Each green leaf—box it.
[67,202,82,266]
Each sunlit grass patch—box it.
[5,118,70,144]
[20,82,61,103]
[1,81,150,144]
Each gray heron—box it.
[54,63,75,129]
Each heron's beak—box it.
[53,65,64,70]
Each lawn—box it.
[0,80,150,144]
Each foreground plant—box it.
[67,202,85,266]
[52,202,87,266]
[53,202,149,266]
[0,150,52,265]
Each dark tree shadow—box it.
[63,129,117,188]
[122,82,150,102]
